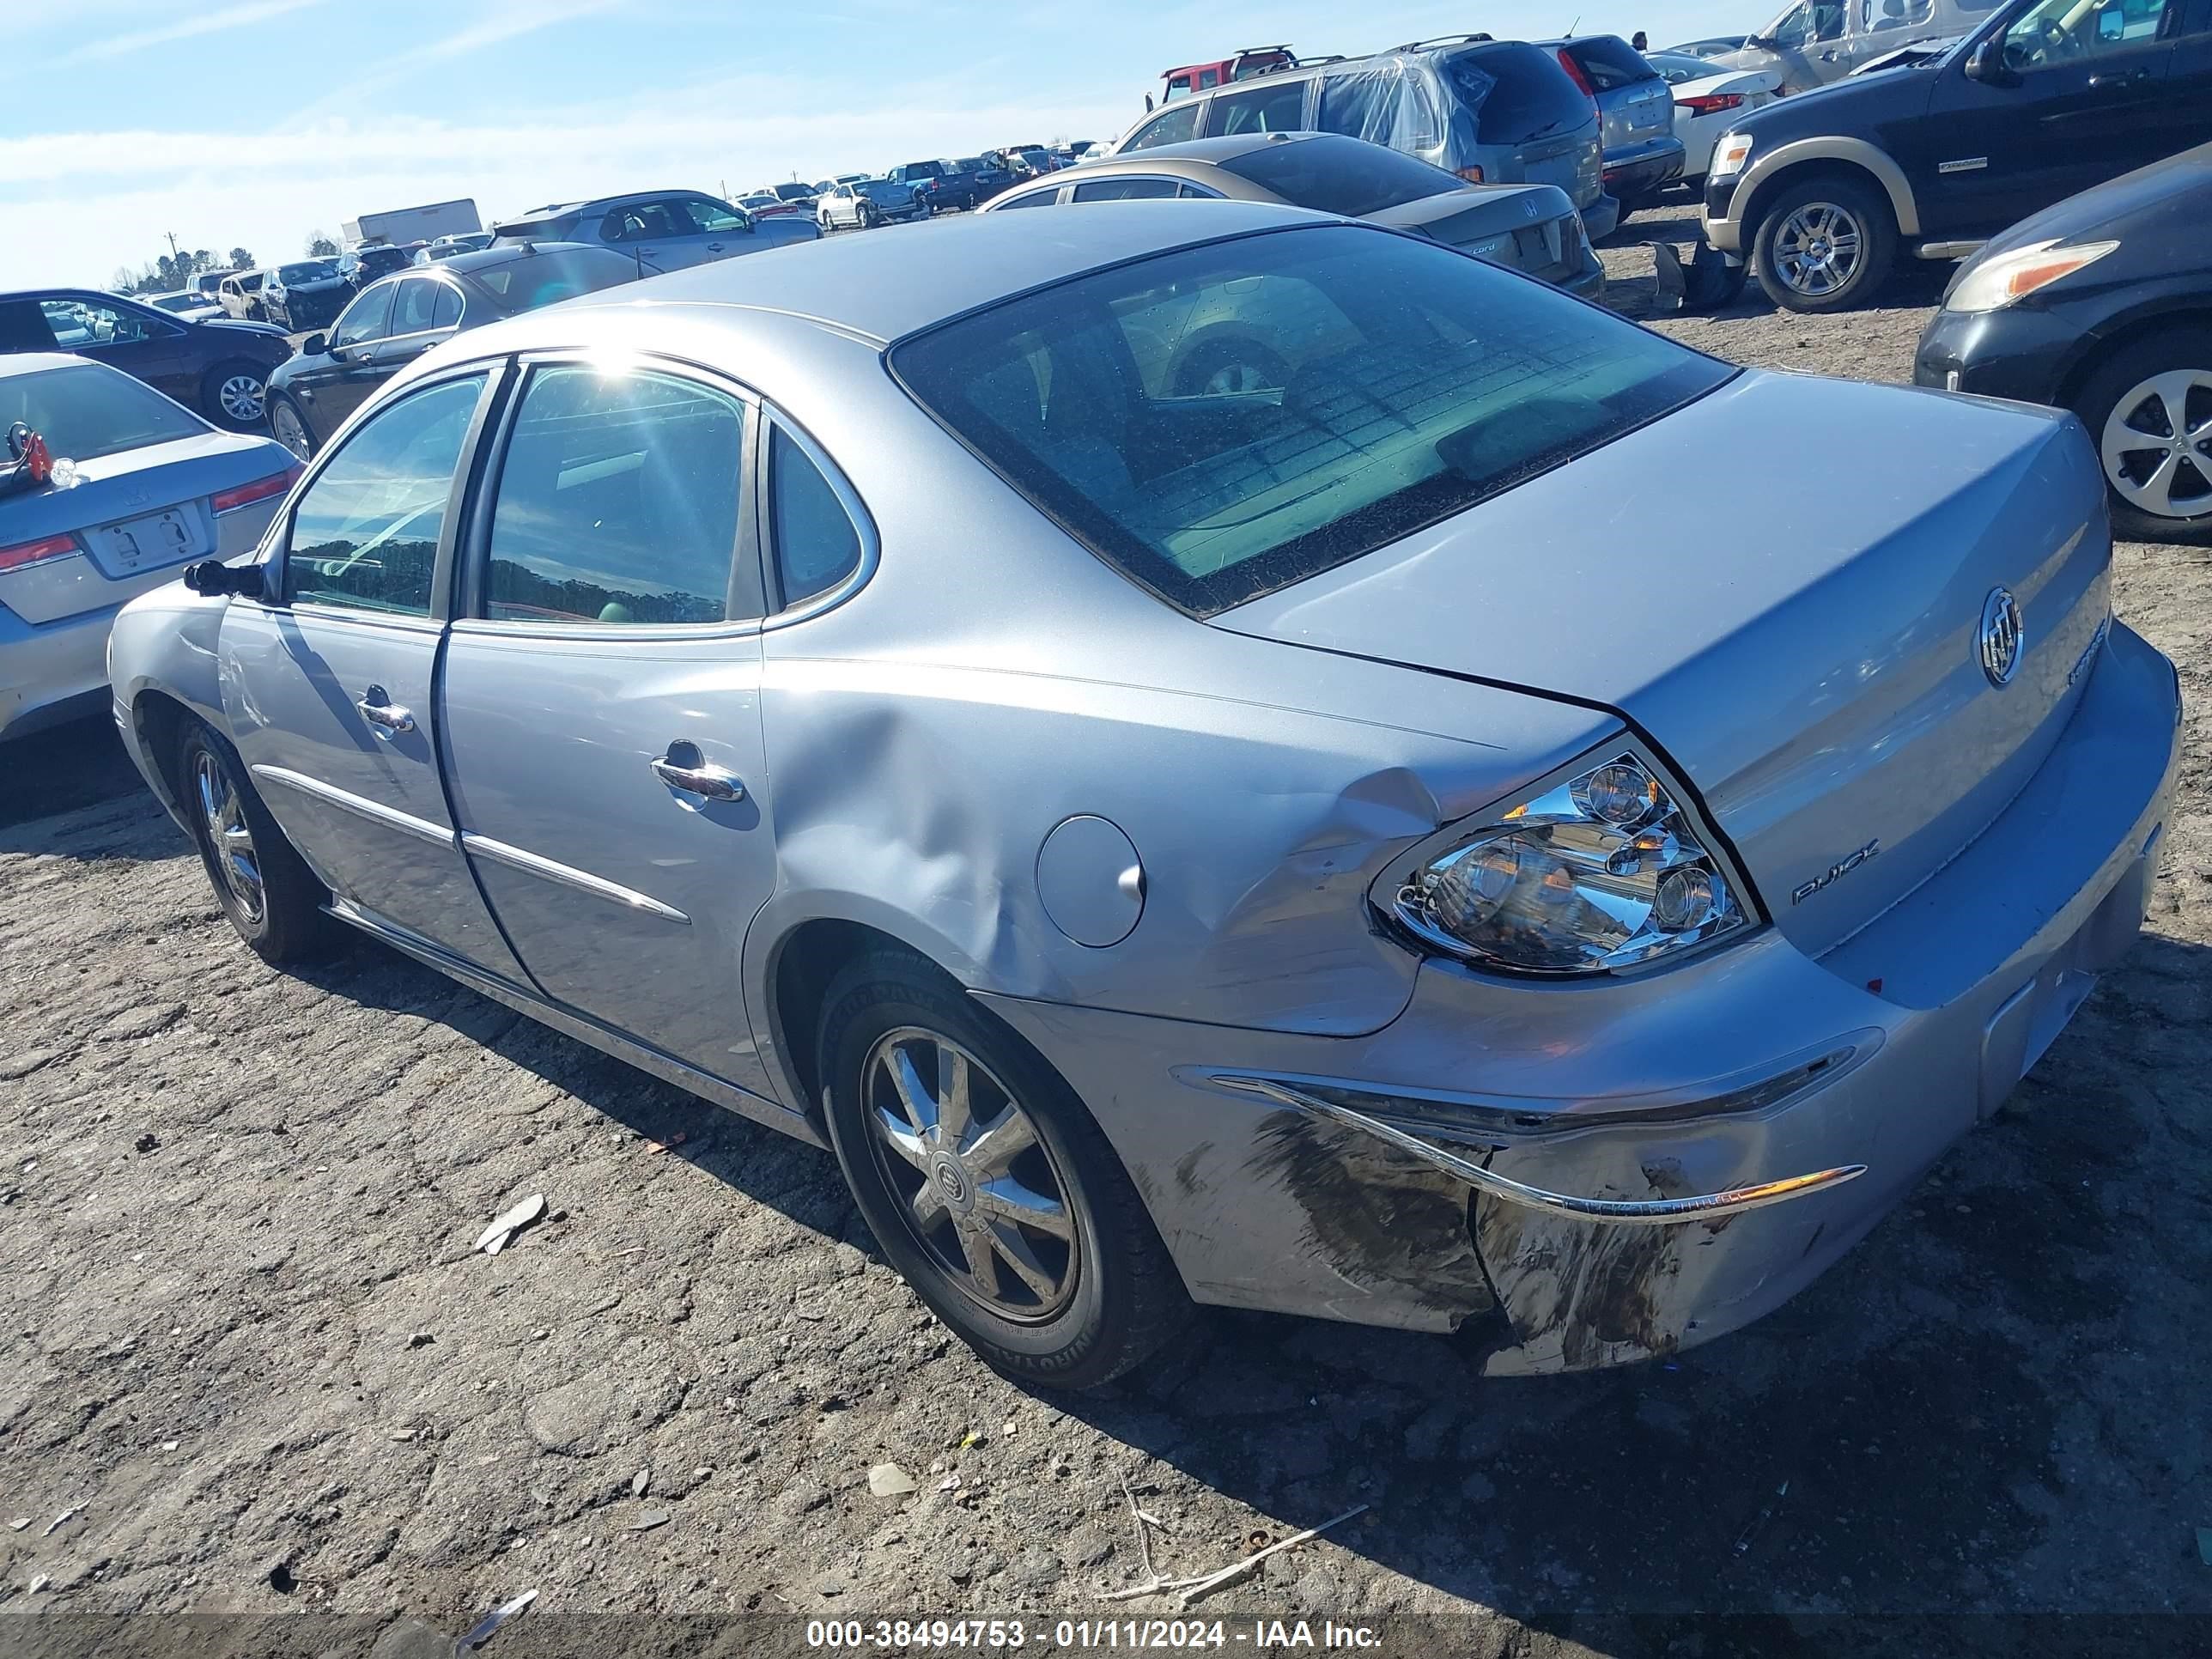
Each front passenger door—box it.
[440,359,785,1097]
[219,368,535,982]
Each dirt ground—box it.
[4,202,2210,1657]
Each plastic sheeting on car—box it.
[1312,59,1444,155]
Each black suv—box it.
[1701,0,2212,311]
[0,288,290,429]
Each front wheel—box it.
[1753,173,1897,313]
[817,951,1192,1389]
[174,718,337,964]
[2075,326,2212,542]
[202,361,268,429]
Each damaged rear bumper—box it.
[978,621,2180,1373]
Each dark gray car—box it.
[1107,37,1620,240]
[260,259,353,332]
[982,132,1603,302]
[491,190,818,271]
[264,244,642,459]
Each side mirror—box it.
[301,332,328,356]
[1964,37,2015,83]
[182,558,268,599]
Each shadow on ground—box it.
[277,902,2212,1632]
[0,714,148,835]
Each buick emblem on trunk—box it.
[1979,587,2024,687]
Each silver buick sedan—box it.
[106,204,2181,1387]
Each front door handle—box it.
[356,686,415,736]
[2087,67,2149,88]
[705,242,725,252]
[650,740,744,802]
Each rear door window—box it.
[478,364,751,626]
[1445,44,1596,144]
[766,422,865,608]
[387,277,443,337]
[1207,78,1310,135]
[1123,101,1203,150]
[1070,177,1183,201]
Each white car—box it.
[1643,52,1783,187]
[141,289,226,324]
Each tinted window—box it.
[1217,135,1460,215]
[1070,177,1182,202]
[0,363,204,460]
[769,424,863,607]
[482,365,745,626]
[2002,0,2166,63]
[1562,38,1659,88]
[894,225,1728,617]
[332,283,395,349]
[1209,79,1310,135]
[1445,44,1595,144]
[431,283,462,330]
[994,187,1061,209]
[465,247,638,309]
[286,374,484,615]
[388,277,443,335]
[1124,102,1203,150]
[41,298,157,349]
[599,200,686,242]
[679,197,748,232]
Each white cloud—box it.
[53,0,325,65]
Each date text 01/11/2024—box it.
[805,1620,1385,1650]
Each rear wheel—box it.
[174,718,336,964]
[1753,173,1897,313]
[2075,326,2212,542]
[817,950,1192,1389]
[202,361,268,430]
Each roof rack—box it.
[1392,33,1494,50]
[1301,52,1348,64]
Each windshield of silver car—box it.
[1,363,206,462]
[891,223,1730,614]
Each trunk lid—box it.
[1209,372,2113,959]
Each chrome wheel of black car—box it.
[206,365,267,427]
[270,398,313,460]
[191,746,264,924]
[863,1025,1079,1322]
[1771,201,1863,298]
[2100,368,2212,523]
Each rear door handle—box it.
[650,740,744,801]
[356,686,415,737]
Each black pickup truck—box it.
[1700,0,2212,311]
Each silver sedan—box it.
[2,354,296,742]
[108,204,2179,1386]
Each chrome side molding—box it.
[1203,1073,1865,1226]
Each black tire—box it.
[1684,242,1752,312]
[1170,335,1292,398]
[266,391,316,460]
[2071,325,2212,544]
[816,950,1193,1390]
[201,360,269,431]
[1752,172,1897,313]
[174,718,337,965]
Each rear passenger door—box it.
[439,357,787,1096]
[377,275,462,378]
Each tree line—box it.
[106,229,344,296]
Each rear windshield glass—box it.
[1446,44,1594,145]
[892,225,1727,616]
[1,364,204,461]
[1216,134,1461,216]
[1563,37,1661,90]
[467,248,638,310]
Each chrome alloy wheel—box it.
[270,399,312,460]
[218,372,266,423]
[192,748,264,922]
[1771,201,1863,298]
[2100,368,2212,521]
[863,1026,1079,1322]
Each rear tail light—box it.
[210,465,301,515]
[0,533,79,574]
[1555,48,1600,108]
[1455,165,1486,185]
[1676,92,1746,115]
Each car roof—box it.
[533,199,1324,345]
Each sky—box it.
[3,0,1756,292]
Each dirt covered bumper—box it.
[978,621,2180,1373]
